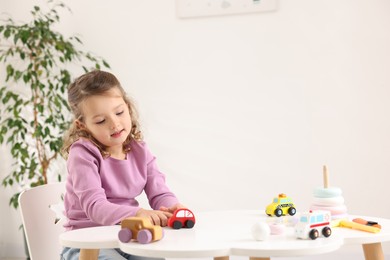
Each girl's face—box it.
[78,87,132,155]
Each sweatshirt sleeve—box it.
[67,141,140,226]
[141,143,180,209]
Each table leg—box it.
[79,249,100,260]
[214,256,229,260]
[362,243,384,260]
[249,257,270,260]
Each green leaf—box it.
[44,126,50,136]
[23,73,31,83]
[37,104,44,113]
[6,64,14,77]
[14,71,22,81]
[4,28,11,38]
[20,30,30,44]
[10,193,20,209]
[103,60,110,68]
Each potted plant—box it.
[0,1,110,209]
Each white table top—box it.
[60,225,119,249]
[59,210,390,258]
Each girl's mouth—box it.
[111,129,124,138]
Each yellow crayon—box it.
[339,220,380,233]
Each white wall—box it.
[1,0,390,258]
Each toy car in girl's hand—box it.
[118,217,163,244]
[168,208,196,229]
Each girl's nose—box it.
[109,117,119,129]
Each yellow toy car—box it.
[266,193,296,217]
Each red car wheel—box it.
[185,220,195,228]
[172,220,183,229]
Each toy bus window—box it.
[273,198,278,203]
[310,216,316,223]
[300,216,308,223]
[317,215,324,222]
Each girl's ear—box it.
[75,119,86,129]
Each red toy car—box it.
[168,208,196,229]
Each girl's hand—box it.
[159,203,186,214]
[135,208,172,227]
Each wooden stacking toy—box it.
[310,165,348,219]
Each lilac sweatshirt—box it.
[63,138,179,230]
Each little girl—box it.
[61,70,184,260]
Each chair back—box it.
[19,182,66,260]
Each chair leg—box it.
[79,249,100,260]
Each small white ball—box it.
[251,222,271,241]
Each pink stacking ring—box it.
[268,223,285,235]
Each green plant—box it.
[0,1,110,208]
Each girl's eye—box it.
[96,119,105,125]
[116,111,124,116]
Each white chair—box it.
[19,182,66,260]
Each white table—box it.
[59,210,390,260]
